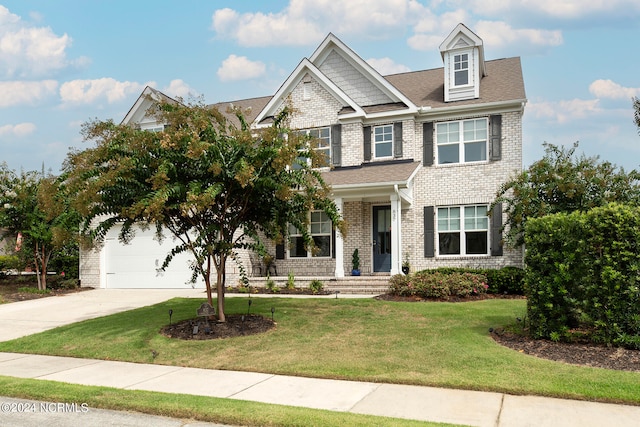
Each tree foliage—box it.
[634,96,640,135]
[0,164,79,289]
[65,98,344,321]
[492,142,640,248]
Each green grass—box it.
[0,376,452,427]
[1,297,639,407]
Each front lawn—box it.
[0,297,639,405]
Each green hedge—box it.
[525,203,640,349]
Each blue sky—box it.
[1,0,639,174]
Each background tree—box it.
[634,96,640,135]
[492,142,640,247]
[65,99,344,322]
[0,164,79,289]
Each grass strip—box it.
[0,297,639,404]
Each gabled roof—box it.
[253,57,366,125]
[121,86,177,125]
[253,33,418,125]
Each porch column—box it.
[390,193,402,275]
[334,197,345,278]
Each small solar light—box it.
[271,306,275,321]
[169,309,173,325]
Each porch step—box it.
[246,275,391,295]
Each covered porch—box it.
[322,160,420,277]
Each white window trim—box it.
[435,118,488,166]
[373,124,394,160]
[292,127,331,170]
[450,49,472,88]
[436,204,490,257]
[288,210,332,259]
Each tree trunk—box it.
[216,253,226,323]
[204,255,213,307]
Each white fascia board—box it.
[253,58,365,126]
[310,33,417,111]
[418,99,527,121]
[121,87,177,125]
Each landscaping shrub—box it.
[0,255,20,272]
[484,266,525,295]
[525,203,640,349]
[405,266,524,295]
[389,271,488,299]
[308,279,323,294]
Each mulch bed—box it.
[160,314,276,340]
[491,328,640,372]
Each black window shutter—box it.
[363,126,371,161]
[489,115,502,161]
[424,206,435,258]
[490,203,503,256]
[423,122,433,166]
[393,122,403,158]
[276,243,285,259]
[331,124,342,167]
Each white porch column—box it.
[390,193,402,275]
[334,197,345,278]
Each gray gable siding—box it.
[318,50,392,106]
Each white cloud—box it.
[59,78,146,105]
[217,55,266,82]
[366,57,411,75]
[0,122,36,137]
[212,0,426,46]
[453,0,640,20]
[474,21,563,50]
[162,79,198,99]
[0,80,58,107]
[0,5,73,78]
[528,98,602,124]
[589,79,640,100]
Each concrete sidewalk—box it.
[1,351,640,426]
[0,289,639,426]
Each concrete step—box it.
[246,276,390,294]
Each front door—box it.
[373,206,391,272]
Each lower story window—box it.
[437,205,488,255]
[288,211,332,258]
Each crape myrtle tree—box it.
[65,98,345,322]
[491,142,640,248]
[0,164,79,289]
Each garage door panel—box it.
[104,226,205,289]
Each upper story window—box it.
[453,53,469,86]
[436,118,487,164]
[437,205,489,256]
[374,124,393,159]
[288,211,332,258]
[293,127,331,169]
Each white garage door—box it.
[104,226,205,289]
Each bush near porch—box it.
[389,266,525,299]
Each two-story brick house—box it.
[80,23,526,289]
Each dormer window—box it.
[453,53,469,86]
[440,23,486,102]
